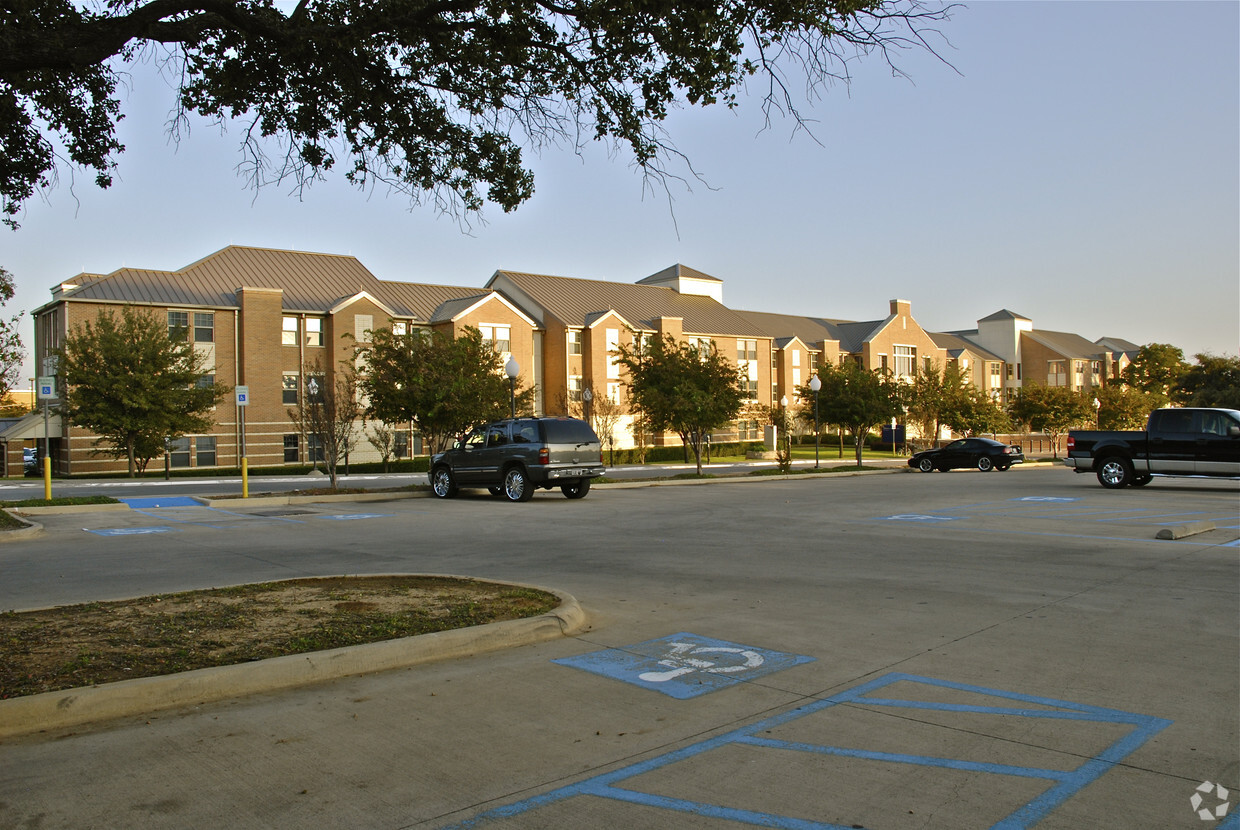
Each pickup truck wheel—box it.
[1131,474,1153,487]
[977,457,994,472]
[431,466,458,499]
[1096,457,1133,489]
[560,479,591,499]
[503,466,534,502]
[918,458,935,473]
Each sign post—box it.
[236,386,249,498]
[37,376,55,500]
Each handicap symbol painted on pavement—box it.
[879,513,959,522]
[553,632,813,699]
[1015,496,1081,502]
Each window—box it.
[305,317,323,347]
[810,352,819,370]
[168,311,189,339]
[306,374,325,403]
[737,339,757,362]
[792,350,801,368]
[893,345,915,376]
[607,382,621,405]
[354,314,373,343]
[393,431,408,458]
[479,325,510,353]
[391,321,408,336]
[283,372,299,405]
[606,328,620,378]
[196,436,216,466]
[1048,360,1067,387]
[741,377,759,399]
[880,354,888,372]
[284,434,299,463]
[196,375,215,390]
[307,435,324,462]
[194,312,214,343]
[737,419,760,440]
[168,437,190,468]
[282,316,298,346]
[568,375,583,403]
[991,363,1002,383]
[568,330,582,355]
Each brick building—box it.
[13,246,1137,475]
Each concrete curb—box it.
[0,576,586,739]
[8,502,131,515]
[197,491,426,507]
[1155,521,1216,540]
[0,509,43,542]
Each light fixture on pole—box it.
[505,356,520,418]
[809,374,822,469]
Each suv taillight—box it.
[538,447,549,465]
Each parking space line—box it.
[443,672,1171,829]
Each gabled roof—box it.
[1023,329,1106,360]
[43,246,391,314]
[734,310,842,349]
[1095,336,1142,355]
[928,332,1003,362]
[487,270,768,338]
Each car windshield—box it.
[542,419,598,444]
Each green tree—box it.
[1095,384,1157,430]
[948,385,1010,437]
[804,362,900,467]
[1120,343,1189,406]
[357,326,532,455]
[56,306,228,476]
[287,359,361,491]
[904,360,970,446]
[1007,384,1095,459]
[615,334,745,475]
[0,266,25,400]
[1,1,949,231]
[1176,353,1240,409]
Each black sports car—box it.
[908,437,1025,473]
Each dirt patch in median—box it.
[0,576,558,699]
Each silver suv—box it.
[429,417,605,502]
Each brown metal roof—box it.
[489,270,770,338]
[51,246,390,313]
[378,282,492,322]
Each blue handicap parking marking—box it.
[553,632,814,699]
[118,496,201,509]
[447,672,1172,829]
[1015,496,1080,503]
[317,513,391,521]
[87,527,176,536]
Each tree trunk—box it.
[127,441,136,478]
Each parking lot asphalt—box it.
[1,466,1237,829]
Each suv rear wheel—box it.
[560,479,591,499]
[503,466,535,502]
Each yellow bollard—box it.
[43,456,51,501]
[241,457,248,499]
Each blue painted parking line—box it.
[118,496,201,508]
[86,527,176,536]
[445,672,1171,829]
[554,633,813,699]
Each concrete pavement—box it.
[0,467,1236,829]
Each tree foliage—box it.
[56,305,227,476]
[1006,384,1094,458]
[1,0,951,229]
[356,326,532,454]
[1095,384,1157,430]
[287,358,360,491]
[1120,343,1188,406]
[615,334,745,474]
[0,266,25,400]
[1176,352,1240,409]
[801,361,900,466]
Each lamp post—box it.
[1093,396,1101,428]
[809,374,821,469]
[582,386,593,424]
[505,356,520,418]
[780,395,790,472]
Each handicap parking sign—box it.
[553,632,813,699]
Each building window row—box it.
[282,315,324,347]
[169,311,214,343]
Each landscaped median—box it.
[0,575,586,739]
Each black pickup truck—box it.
[1065,407,1240,488]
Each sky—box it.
[3,1,1237,382]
